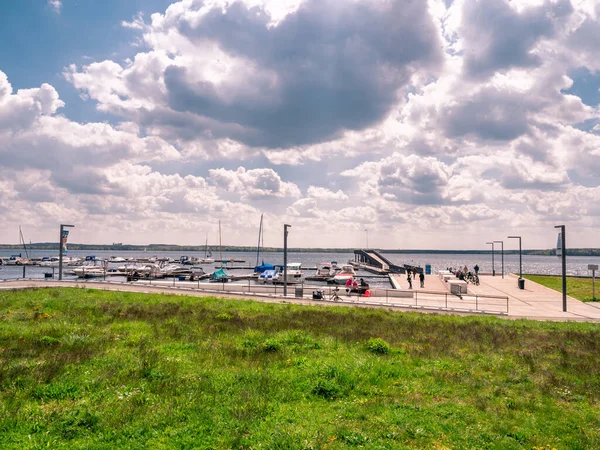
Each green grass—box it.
[524,275,599,302]
[1,288,600,449]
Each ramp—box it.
[353,250,406,274]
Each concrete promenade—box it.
[1,275,600,322]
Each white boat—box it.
[39,257,60,267]
[199,236,214,264]
[315,262,334,277]
[259,268,280,284]
[160,264,191,277]
[280,263,305,284]
[331,264,356,284]
[2,256,21,266]
[109,256,127,263]
[73,260,108,278]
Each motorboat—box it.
[258,268,279,283]
[315,262,334,278]
[331,264,357,284]
[73,260,109,278]
[108,256,127,263]
[160,264,192,277]
[279,263,305,284]
[39,257,60,267]
[2,256,21,266]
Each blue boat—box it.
[210,267,231,282]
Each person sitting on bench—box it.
[358,278,369,295]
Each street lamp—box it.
[508,236,523,289]
[554,225,567,312]
[58,224,74,281]
[283,224,291,297]
[486,242,495,276]
[493,240,504,279]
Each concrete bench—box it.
[448,280,468,295]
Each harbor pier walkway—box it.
[2,274,600,322]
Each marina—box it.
[2,249,600,301]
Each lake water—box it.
[1,249,599,285]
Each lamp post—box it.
[493,240,504,279]
[588,264,598,301]
[486,242,495,276]
[554,225,567,312]
[58,224,74,281]
[283,224,291,297]
[508,236,523,288]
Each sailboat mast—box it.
[19,226,29,259]
[219,220,223,268]
[256,213,263,267]
[205,236,208,259]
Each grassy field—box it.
[1,288,600,449]
[524,275,599,302]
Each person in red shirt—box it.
[345,277,353,296]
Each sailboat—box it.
[199,235,214,264]
[210,221,231,282]
[253,213,274,274]
[15,226,32,265]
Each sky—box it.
[1,0,600,249]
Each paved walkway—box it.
[1,276,600,322]
[468,273,600,321]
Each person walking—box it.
[407,273,412,289]
[474,264,479,275]
[419,272,425,288]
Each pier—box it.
[353,249,407,274]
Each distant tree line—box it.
[1,243,600,256]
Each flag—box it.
[61,230,69,253]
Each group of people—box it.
[448,264,480,283]
[406,269,425,289]
[345,277,369,296]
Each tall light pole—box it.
[493,240,504,279]
[508,236,523,289]
[486,242,495,276]
[555,225,567,312]
[283,224,291,297]
[58,224,74,281]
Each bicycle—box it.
[466,272,480,286]
[329,287,342,302]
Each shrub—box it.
[366,337,390,355]
[39,336,61,346]
[312,379,339,399]
[262,339,281,352]
[216,312,233,321]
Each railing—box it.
[1,274,509,316]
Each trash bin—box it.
[425,264,431,275]
[518,278,525,290]
[295,286,303,297]
[178,276,186,281]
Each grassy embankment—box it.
[524,275,599,302]
[1,288,600,449]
